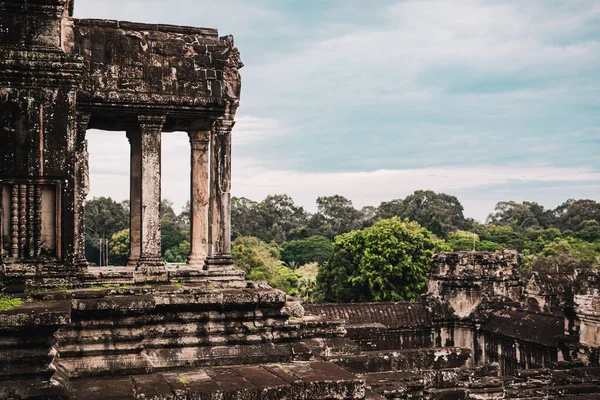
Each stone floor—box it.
[69,361,365,400]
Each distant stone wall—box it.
[428,250,522,319]
[305,302,434,351]
[309,251,600,375]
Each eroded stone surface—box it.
[0,0,242,280]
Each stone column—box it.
[126,129,142,266]
[136,115,166,271]
[205,119,235,271]
[73,112,90,266]
[188,128,211,267]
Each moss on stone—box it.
[0,296,23,311]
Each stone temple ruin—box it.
[2,1,600,399]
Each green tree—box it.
[160,199,188,257]
[259,194,308,243]
[231,236,300,295]
[231,197,261,240]
[164,240,190,263]
[85,197,129,264]
[447,230,504,252]
[316,217,447,303]
[575,221,600,242]
[486,201,554,230]
[555,199,600,232]
[109,228,130,266]
[480,224,525,251]
[314,195,362,237]
[294,262,319,303]
[231,195,308,243]
[522,238,600,273]
[375,191,468,237]
[232,236,282,274]
[281,236,333,266]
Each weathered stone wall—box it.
[571,269,600,366]
[429,250,522,319]
[0,0,241,270]
[72,20,230,111]
[523,272,574,315]
[306,302,434,351]
[0,0,84,264]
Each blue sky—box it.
[77,0,600,221]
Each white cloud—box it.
[79,1,600,222]
[233,116,293,145]
[243,0,600,111]
[73,0,284,38]
[86,128,600,222]
[231,159,600,220]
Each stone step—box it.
[83,266,247,289]
[69,361,366,400]
[60,342,301,378]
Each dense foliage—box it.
[85,192,600,301]
[281,236,334,267]
[316,218,448,303]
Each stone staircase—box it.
[0,280,365,399]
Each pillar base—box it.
[127,258,139,267]
[134,263,168,284]
[204,255,235,272]
[188,255,207,268]
[137,256,165,267]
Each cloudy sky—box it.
[76,0,600,221]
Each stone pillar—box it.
[126,129,142,266]
[73,112,90,266]
[188,128,210,267]
[205,119,235,271]
[136,115,166,275]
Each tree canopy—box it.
[85,192,600,295]
[316,218,449,303]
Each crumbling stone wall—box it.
[572,268,600,365]
[0,0,242,274]
[428,250,522,319]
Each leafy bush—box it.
[232,236,300,295]
[316,218,447,303]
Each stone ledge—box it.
[25,286,286,309]
[0,300,71,328]
[329,347,472,374]
[68,361,364,400]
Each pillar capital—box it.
[76,112,91,131]
[188,130,210,150]
[212,118,235,135]
[125,129,141,143]
[138,115,166,133]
